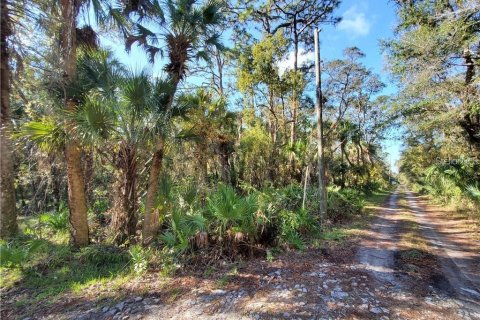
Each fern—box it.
[0,239,44,269]
[40,204,69,231]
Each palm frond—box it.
[74,93,116,145]
[18,118,65,152]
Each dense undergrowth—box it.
[0,184,386,302]
[400,159,480,220]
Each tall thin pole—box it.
[389,153,392,185]
[314,28,327,222]
[302,165,310,210]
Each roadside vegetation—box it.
[0,185,390,306]
[388,1,480,218]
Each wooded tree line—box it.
[388,0,480,212]
[1,0,397,251]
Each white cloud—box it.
[278,49,315,76]
[338,6,371,37]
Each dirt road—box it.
[405,191,480,308]
[357,189,480,318]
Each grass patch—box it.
[216,274,230,287]
[1,216,134,309]
[321,228,349,241]
[363,189,391,207]
[400,248,426,261]
[317,189,392,244]
[167,288,183,303]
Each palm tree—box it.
[72,48,176,245]
[59,0,161,246]
[177,89,237,186]
[135,0,224,245]
[76,72,157,245]
[22,49,168,245]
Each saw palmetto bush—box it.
[206,184,259,243]
[159,207,207,252]
[424,160,480,213]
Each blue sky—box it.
[99,0,402,173]
[321,0,401,172]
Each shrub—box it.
[128,245,152,274]
[159,207,207,252]
[327,187,364,222]
[157,183,364,255]
[206,184,259,239]
[0,238,45,268]
[39,203,69,231]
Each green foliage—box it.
[156,183,366,253]
[39,203,69,231]
[0,238,45,268]
[238,121,273,187]
[159,231,177,248]
[17,117,65,152]
[321,228,349,241]
[91,199,110,215]
[327,187,365,222]
[277,208,315,248]
[0,234,131,301]
[128,245,152,274]
[160,207,207,252]
[76,245,129,267]
[207,184,259,237]
[266,249,274,262]
[255,185,319,248]
[466,185,480,204]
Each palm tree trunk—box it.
[142,71,183,244]
[111,144,138,244]
[1,0,17,238]
[142,138,164,245]
[83,149,94,204]
[61,0,89,246]
[216,135,234,186]
[65,113,89,246]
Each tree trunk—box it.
[142,138,164,245]
[198,141,209,186]
[142,67,181,245]
[267,90,279,184]
[459,50,480,152]
[340,140,345,189]
[289,23,299,173]
[0,105,17,238]
[1,0,17,238]
[61,0,89,246]
[216,135,234,186]
[83,149,94,204]
[65,117,89,246]
[314,29,327,222]
[111,144,138,245]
